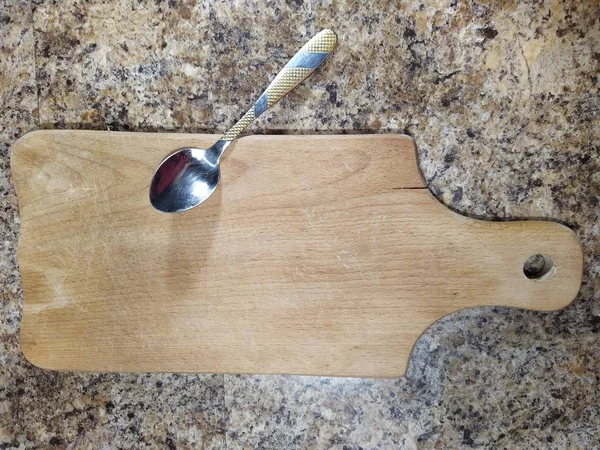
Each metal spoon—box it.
[149,29,337,213]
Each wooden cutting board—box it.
[12,131,582,378]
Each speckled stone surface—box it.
[1,0,599,448]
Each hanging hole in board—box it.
[523,254,557,281]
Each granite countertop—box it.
[1,0,599,448]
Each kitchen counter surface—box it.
[1,0,598,448]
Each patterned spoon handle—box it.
[220,29,337,142]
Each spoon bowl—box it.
[150,142,226,213]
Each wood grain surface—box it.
[12,131,583,377]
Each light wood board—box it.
[12,131,582,377]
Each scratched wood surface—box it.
[12,131,582,377]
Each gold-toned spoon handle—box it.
[220,29,337,142]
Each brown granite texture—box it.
[1,0,599,448]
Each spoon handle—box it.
[219,29,337,142]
